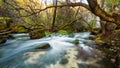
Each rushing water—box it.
[0,32,104,68]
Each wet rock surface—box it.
[29,30,45,39]
[35,43,51,49]
[0,38,7,44]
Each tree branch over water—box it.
[16,2,90,17]
[3,0,120,25]
[87,0,120,25]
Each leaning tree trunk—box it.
[87,0,120,68]
[87,0,120,38]
[87,0,120,25]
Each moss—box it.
[0,23,6,30]
[0,38,7,44]
[12,23,27,33]
[15,27,26,33]
[45,31,51,35]
[29,30,45,39]
[115,29,120,32]
[58,30,68,34]
[74,39,79,45]
[95,37,103,43]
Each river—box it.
[0,32,104,68]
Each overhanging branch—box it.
[18,2,90,17]
[3,1,90,18]
[87,0,116,24]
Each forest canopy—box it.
[0,0,120,37]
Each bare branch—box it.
[18,2,90,17]
[87,0,116,23]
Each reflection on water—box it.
[0,32,103,68]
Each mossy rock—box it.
[14,27,26,33]
[8,35,15,39]
[58,30,68,34]
[35,43,51,49]
[11,23,27,33]
[0,38,7,44]
[74,39,79,45]
[29,30,45,39]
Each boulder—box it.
[59,58,69,65]
[29,30,45,39]
[8,35,15,39]
[35,43,51,49]
[73,39,79,45]
[0,38,7,44]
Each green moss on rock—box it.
[74,39,79,45]
[0,38,7,44]
[29,30,45,39]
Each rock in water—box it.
[0,38,7,44]
[29,30,45,39]
[74,39,79,45]
[8,35,15,39]
[59,58,69,65]
[35,43,51,49]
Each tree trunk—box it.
[51,0,57,32]
[99,0,105,34]
[100,19,105,34]
[87,0,120,25]
[114,56,119,68]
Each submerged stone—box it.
[35,43,51,49]
[77,64,87,68]
[59,58,69,65]
[0,38,7,44]
[74,39,79,45]
[29,30,45,39]
[8,35,15,39]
